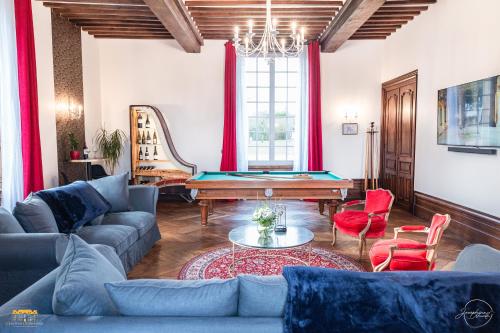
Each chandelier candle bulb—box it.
[248,20,253,34]
[291,21,297,35]
[234,26,239,40]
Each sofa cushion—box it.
[89,173,129,213]
[105,278,239,317]
[0,207,25,233]
[76,225,138,256]
[52,235,125,316]
[101,211,155,237]
[90,244,127,278]
[238,275,288,317]
[13,193,58,233]
[36,181,111,233]
[453,244,500,273]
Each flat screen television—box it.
[437,75,500,147]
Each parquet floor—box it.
[128,199,470,279]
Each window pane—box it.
[248,146,257,160]
[275,87,287,102]
[275,73,287,87]
[288,72,298,85]
[287,57,299,71]
[287,88,298,102]
[275,146,286,161]
[286,147,294,161]
[246,88,257,102]
[257,102,269,116]
[258,87,269,102]
[275,58,287,72]
[257,58,270,71]
[257,146,269,161]
[245,72,257,87]
[275,117,287,133]
[248,117,257,132]
[246,57,257,71]
[275,102,287,115]
[258,72,269,86]
[245,102,256,117]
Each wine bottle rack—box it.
[129,105,197,187]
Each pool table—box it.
[185,171,353,225]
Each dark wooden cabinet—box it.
[381,71,417,211]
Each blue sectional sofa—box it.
[0,243,498,333]
[0,178,161,305]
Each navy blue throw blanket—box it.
[37,181,111,233]
[283,267,500,333]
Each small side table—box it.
[68,158,107,181]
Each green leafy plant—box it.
[68,132,79,151]
[94,128,127,175]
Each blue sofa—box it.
[0,244,498,333]
[0,184,161,305]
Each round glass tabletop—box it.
[228,225,314,249]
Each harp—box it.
[129,105,197,201]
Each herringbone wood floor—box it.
[128,199,469,279]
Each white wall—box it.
[381,0,500,216]
[32,0,58,188]
[322,41,383,179]
[81,32,103,145]
[97,39,225,174]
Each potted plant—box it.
[68,132,80,160]
[252,203,276,237]
[94,128,127,175]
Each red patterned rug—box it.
[178,246,365,279]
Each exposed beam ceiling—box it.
[39,0,437,52]
[143,0,203,52]
[319,0,385,52]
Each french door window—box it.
[244,57,299,167]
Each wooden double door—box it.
[381,71,417,211]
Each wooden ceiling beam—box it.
[376,6,428,11]
[38,0,146,5]
[44,3,148,10]
[71,20,163,26]
[349,35,386,39]
[143,0,203,53]
[52,8,157,17]
[82,26,167,32]
[186,1,343,6]
[93,35,172,39]
[320,0,385,52]
[383,0,436,5]
[64,15,160,21]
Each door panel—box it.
[381,73,417,211]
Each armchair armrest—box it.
[394,225,430,239]
[128,185,159,215]
[341,200,365,212]
[368,209,389,216]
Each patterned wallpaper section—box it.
[51,11,86,183]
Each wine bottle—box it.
[137,131,142,144]
[139,147,143,160]
[141,131,146,144]
[145,114,150,128]
[145,147,150,160]
[83,144,89,160]
[146,131,152,144]
[153,146,158,160]
[137,112,143,128]
[152,131,157,144]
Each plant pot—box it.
[70,150,81,160]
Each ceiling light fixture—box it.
[233,0,305,59]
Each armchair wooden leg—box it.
[331,224,337,246]
[358,236,364,259]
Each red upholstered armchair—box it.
[332,189,395,259]
[369,214,451,272]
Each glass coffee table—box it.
[228,225,314,276]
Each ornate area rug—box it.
[178,246,365,279]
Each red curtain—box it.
[307,41,323,171]
[220,41,237,171]
[15,0,44,196]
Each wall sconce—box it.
[56,96,83,120]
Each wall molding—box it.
[414,191,500,248]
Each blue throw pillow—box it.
[238,275,288,317]
[37,181,111,233]
[0,207,25,233]
[88,173,129,213]
[13,194,58,233]
[52,235,125,316]
[105,278,239,316]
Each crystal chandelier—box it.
[233,0,306,59]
